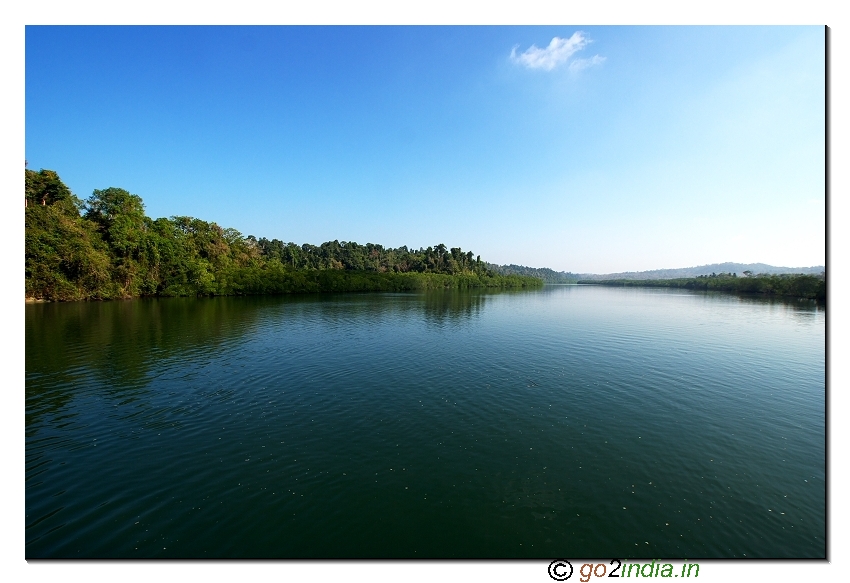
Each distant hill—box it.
[488,262,825,283]
[487,264,580,283]
[576,262,825,281]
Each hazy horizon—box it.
[494,260,825,275]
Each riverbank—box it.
[25,269,543,302]
[577,273,825,302]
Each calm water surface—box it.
[25,286,825,558]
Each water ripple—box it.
[26,289,824,558]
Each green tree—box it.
[25,169,112,300]
[26,169,76,209]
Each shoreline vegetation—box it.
[25,167,822,304]
[25,168,541,302]
[578,272,826,303]
[486,263,580,283]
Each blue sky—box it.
[25,25,825,273]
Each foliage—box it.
[578,273,826,303]
[26,169,77,209]
[25,199,112,301]
[25,169,542,301]
[256,238,488,275]
[487,263,579,283]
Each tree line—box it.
[486,263,580,283]
[578,272,826,302]
[25,168,541,301]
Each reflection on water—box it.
[26,291,492,416]
[26,286,824,558]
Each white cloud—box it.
[510,32,604,72]
[568,54,606,72]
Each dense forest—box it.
[25,168,541,301]
[578,272,826,302]
[486,263,580,283]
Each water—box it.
[25,286,825,558]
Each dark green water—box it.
[25,286,825,558]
